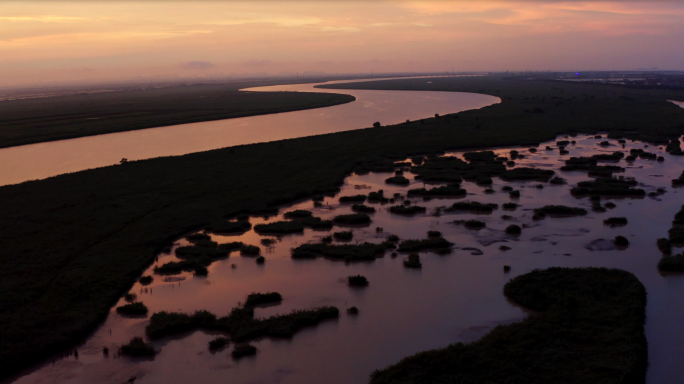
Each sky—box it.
[1,1,684,87]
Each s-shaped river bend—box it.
[0,78,499,187]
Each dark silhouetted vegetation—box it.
[427,230,442,237]
[385,176,410,185]
[398,238,453,252]
[348,275,369,287]
[658,238,672,254]
[464,220,486,229]
[352,204,376,213]
[283,209,313,218]
[347,306,359,315]
[232,344,257,359]
[534,205,588,218]
[116,302,148,316]
[254,221,305,234]
[339,195,367,203]
[245,292,282,307]
[604,217,628,227]
[208,337,228,351]
[572,177,645,196]
[615,236,630,247]
[208,220,252,234]
[119,337,155,357]
[369,267,646,384]
[505,225,522,234]
[403,254,422,269]
[333,231,353,240]
[139,275,153,285]
[240,245,260,256]
[333,213,371,224]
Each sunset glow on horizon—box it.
[2,1,684,87]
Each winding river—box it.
[0,77,499,186]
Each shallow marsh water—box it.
[9,134,684,384]
[0,77,498,186]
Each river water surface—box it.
[8,134,684,384]
[0,77,498,186]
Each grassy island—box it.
[370,268,647,384]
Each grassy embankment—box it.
[0,80,354,148]
[370,267,647,384]
[0,75,682,378]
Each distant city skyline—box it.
[1,1,684,87]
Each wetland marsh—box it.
[10,133,684,384]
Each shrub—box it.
[499,167,555,181]
[256,256,265,264]
[116,302,148,316]
[398,238,453,252]
[194,266,208,275]
[502,203,518,210]
[387,235,400,242]
[505,225,522,235]
[348,275,369,287]
[339,195,367,203]
[232,344,257,359]
[119,337,155,357]
[389,205,427,215]
[509,190,520,198]
[209,220,252,234]
[658,238,672,254]
[571,177,644,196]
[465,220,486,229]
[669,227,684,243]
[604,217,628,227]
[347,306,359,315]
[240,245,260,256]
[139,276,153,285]
[658,254,684,272]
[533,205,588,217]
[352,204,376,213]
[502,186,513,191]
[385,176,410,185]
[403,254,422,269]
[614,236,629,247]
[245,292,282,307]
[283,210,312,218]
[186,233,211,243]
[427,230,442,237]
[334,231,353,240]
[254,221,305,234]
[549,177,566,185]
[208,337,228,351]
[333,213,371,224]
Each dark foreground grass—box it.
[370,267,647,384]
[0,75,681,377]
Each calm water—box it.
[0,77,498,186]
[10,134,684,384]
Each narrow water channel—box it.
[0,78,498,186]
[8,134,684,384]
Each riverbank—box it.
[0,75,682,379]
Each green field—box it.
[0,75,682,378]
[0,80,354,148]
